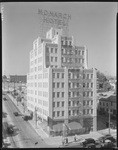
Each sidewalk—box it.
[7,93,117,147]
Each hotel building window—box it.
[87,83,89,88]
[53,83,55,88]
[77,83,79,87]
[87,74,89,79]
[57,111,60,117]
[82,51,84,55]
[91,74,93,79]
[83,92,85,97]
[87,101,89,105]
[69,41,72,46]
[57,73,60,78]
[53,102,55,107]
[61,57,64,62]
[53,73,55,78]
[83,83,85,88]
[62,73,64,78]
[55,57,57,62]
[53,92,55,98]
[91,91,93,97]
[87,91,89,97]
[57,92,60,98]
[51,48,53,53]
[77,91,79,96]
[53,112,55,117]
[78,50,81,55]
[61,41,63,45]
[51,57,53,62]
[91,83,93,88]
[65,41,68,45]
[79,59,81,63]
[61,49,64,54]
[91,109,93,114]
[82,59,84,63]
[62,101,64,107]
[83,74,85,79]
[73,110,75,115]
[87,109,89,114]
[62,111,64,116]
[57,83,60,88]
[83,109,85,115]
[62,83,64,88]
[68,101,71,106]
[57,102,60,107]
[55,48,57,53]
[62,92,64,97]
[83,101,85,106]
[69,92,71,97]
[69,110,71,116]
[91,101,93,105]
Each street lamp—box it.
[35,107,37,128]
[108,108,111,135]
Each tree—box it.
[97,71,112,91]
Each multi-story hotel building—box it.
[27,28,97,134]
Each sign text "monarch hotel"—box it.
[38,9,71,27]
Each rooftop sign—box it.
[38,9,71,27]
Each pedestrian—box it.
[66,137,68,144]
[74,134,77,142]
[62,138,65,146]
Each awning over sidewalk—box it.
[68,121,82,130]
[53,123,63,132]
[53,121,82,132]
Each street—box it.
[2,95,50,148]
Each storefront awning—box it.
[68,121,82,130]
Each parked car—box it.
[102,140,114,148]
[98,134,116,143]
[13,112,19,116]
[22,115,30,121]
[3,97,7,101]
[7,126,14,134]
[82,138,96,147]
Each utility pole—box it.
[35,107,37,128]
[108,108,111,135]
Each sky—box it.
[2,2,117,76]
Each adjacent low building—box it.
[10,75,27,83]
[27,27,97,135]
[98,95,116,116]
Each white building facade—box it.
[27,28,97,134]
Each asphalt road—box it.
[2,95,50,148]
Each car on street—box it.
[82,138,96,147]
[22,115,30,121]
[13,112,19,116]
[7,125,14,134]
[3,97,7,101]
[98,134,116,143]
[101,140,115,148]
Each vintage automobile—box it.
[7,125,14,134]
[82,138,96,147]
[13,112,19,116]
